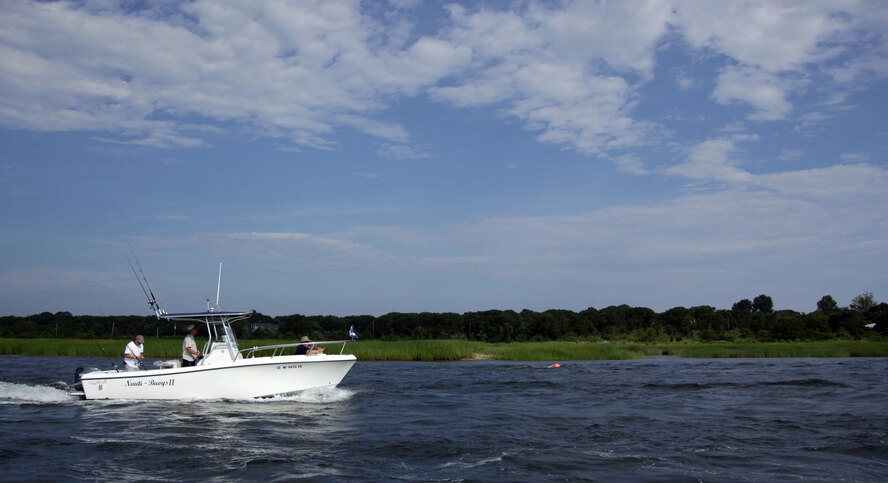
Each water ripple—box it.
[1,356,887,480]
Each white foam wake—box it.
[270,386,355,404]
[0,381,74,403]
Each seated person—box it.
[296,336,325,355]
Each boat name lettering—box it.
[148,378,175,387]
[126,379,176,387]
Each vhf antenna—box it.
[216,262,222,309]
[208,262,222,312]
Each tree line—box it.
[1,292,885,343]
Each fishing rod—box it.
[78,311,119,370]
[126,245,163,317]
[124,341,147,370]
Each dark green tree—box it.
[866,303,888,334]
[660,306,694,336]
[850,291,877,313]
[732,299,753,313]
[771,310,806,340]
[752,294,774,313]
[829,311,867,338]
[816,295,838,312]
[802,312,834,340]
[578,307,602,338]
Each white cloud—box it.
[377,143,430,159]
[0,0,462,150]
[827,53,888,85]
[793,111,831,135]
[674,70,698,91]
[1,0,883,159]
[665,138,754,183]
[336,114,409,143]
[839,152,869,162]
[674,1,880,123]
[822,91,851,107]
[823,4,888,88]
[530,0,673,76]
[674,1,850,72]
[778,149,805,161]
[1,1,887,318]
[755,163,888,201]
[616,155,650,176]
[429,1,672,156]
[92,121,209,148]
[712,65,793,121]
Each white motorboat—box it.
[70,310,355,400]
[68,262,357,400]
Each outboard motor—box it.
[74,366,100,384]
[71,367,100,399]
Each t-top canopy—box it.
[160,310,254,323]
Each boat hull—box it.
[79,354,356,400]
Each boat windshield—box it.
[215,321,239,348]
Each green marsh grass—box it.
[0,338,191,358]
[481,341,664,361]
[1,338,887,360]
[656,340,888,358]
[346,340,486,361]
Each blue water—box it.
[1,355,887,481]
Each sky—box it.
[1,0,886,317]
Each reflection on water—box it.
[67,386,359,474]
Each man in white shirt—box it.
[182,325,202,367]
[123,335,144,371]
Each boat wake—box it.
[0,381,77,404]
[268,386,355,404]
[440,452,507,469]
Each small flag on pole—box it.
[349,325,359,341]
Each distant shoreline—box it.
[1,338,887,361]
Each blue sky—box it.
[1,0,886,317]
